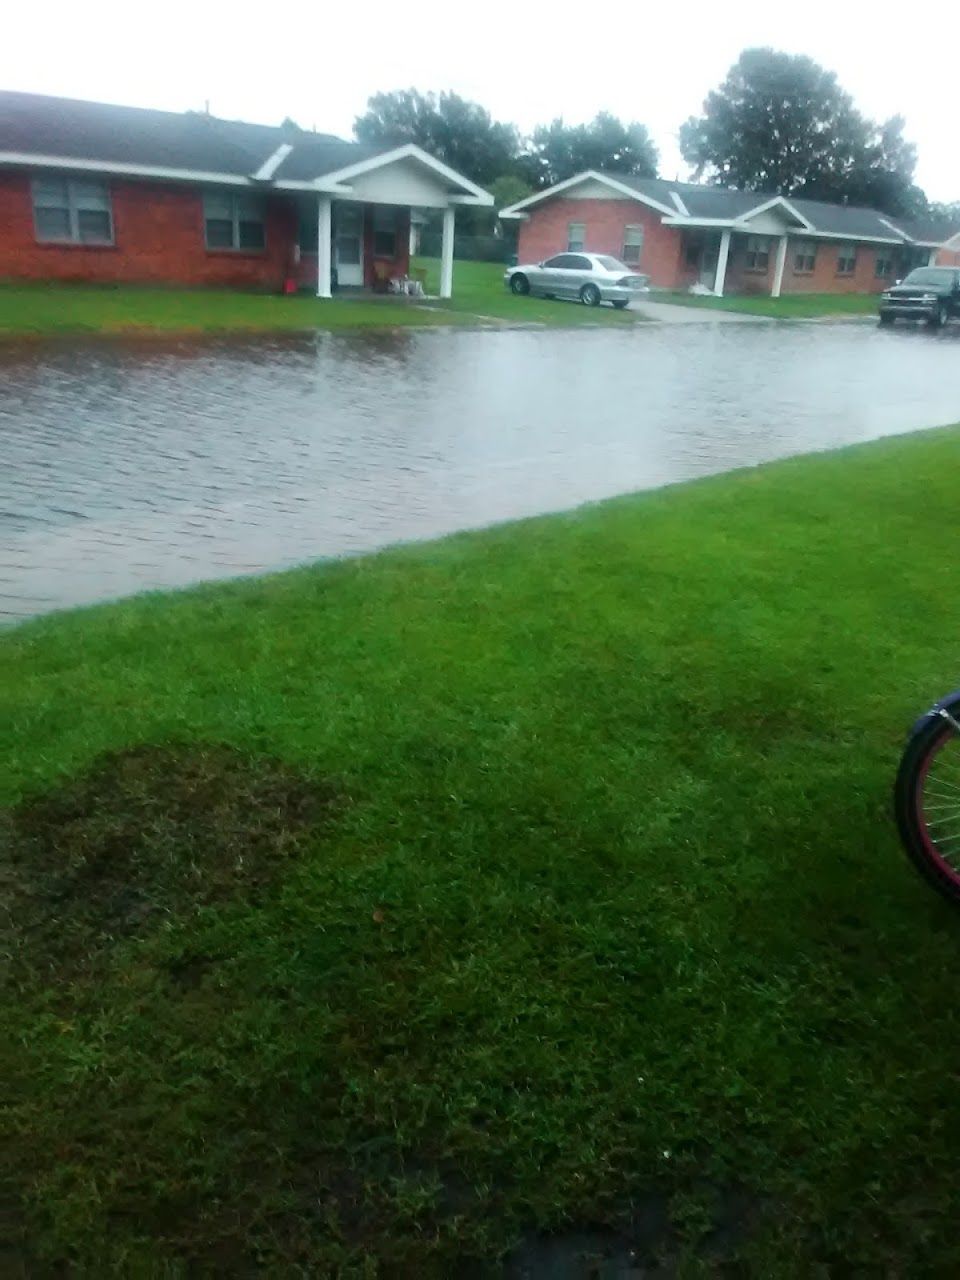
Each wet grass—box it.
[657,291,880,318]
[0,261,641,338]
[4,423,960,1273]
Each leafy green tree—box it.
[354,90,519,187]
[489,174,532,212]
[680,48,920,217]
[522,113,658,188]
[929,200,960,223]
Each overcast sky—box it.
[3,0,956,201]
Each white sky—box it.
[3,0,957,201]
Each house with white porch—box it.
[500,172,960,297]
[0,91,492,296]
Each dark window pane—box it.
[77,209,112,242]
[203,193,233,220]
[35,206,71,240]
[373,230,396,257]
[622,243,641,262]
[206,219,235,248]
[33,178,69,207]
[298,217,318,252]
[72,181,110,210]
[238,219,265,250]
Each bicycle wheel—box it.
[895,695,960,905]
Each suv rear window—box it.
[903,268,956,287]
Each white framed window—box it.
[32,177,113,244]
[622,225,644,264]
[372,207,397,257]
[837,245,857,275]
[875,251,895,278]
[793,240,816,273]
[744,235,771,272]
[567,222,585,252]
[203,192,265,251]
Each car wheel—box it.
[580,283,601,307]
[878,312,894,326]
[510,273,530,296]
[928,302,947,329]
[612,300,629,310]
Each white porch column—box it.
[771,234,789,298]
[714,228,732,297]
[928,247,939,267]
[440,206,455,299]
[316,195,332,299]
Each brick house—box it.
[0,91,492,296]
[500,172,960,297]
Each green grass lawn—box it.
[6,425,960,1274]
[0,259,641,338]
[656,290,880,318]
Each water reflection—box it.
[1,323,959,620]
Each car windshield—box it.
[595,256,629,272]
[902,268,955,287]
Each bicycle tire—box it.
[895,693,960,905]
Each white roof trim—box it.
[252,143,293,182]
[662,216,737,228]
[878,216,910,242]
[0,145,492,203]
[315,143,493,205]
[662,214,903,245]
[0,150,256,185]
[788,228,905,245]
[736,195,814,230]
[945,231,960,251]
[669,190,689,216]
[499,170,676,219]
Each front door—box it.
[335,206,364,287]
[699,237,720,289]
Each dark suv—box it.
[879,266,960,328]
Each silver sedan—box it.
[504,252,650,308]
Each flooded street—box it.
[2,321,959,620]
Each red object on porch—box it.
[283,277,297,294]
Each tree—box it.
[489,174,531,212]
[354,90,520,187]
[929,200,960,223]
[679,48,919,217]
[522,113,658,189]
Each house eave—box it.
[0,147,495,205]
[499,170,676,219]
[0,150,258,186]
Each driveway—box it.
[634,299,773,323]
[2,322,959,620]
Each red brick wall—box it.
[780,240,888,294]
[0,170,298,289]
[723,236,889,295]
[517,197,684,288]
[936,247,960,267]
[724,240,773,295]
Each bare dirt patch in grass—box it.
[3,743,336,979]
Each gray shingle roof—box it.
[0,90,378,183]
[593,173,960,245]
[894,215,960,245]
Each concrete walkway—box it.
[633,299,772,323]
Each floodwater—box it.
[2,320,959,621]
